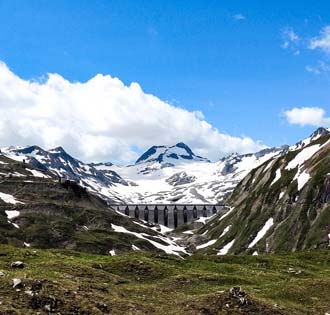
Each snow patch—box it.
[111,224,187,256]
[271,169,281,186]
[248,218,274,248]
[217,239,235,255]
[286,144,321,170]
[0,192,24,205]
[9,222,19,229]
[5,210,20,219]
[109,250,116,256]
[182,230,194,235]
[218,207,234,222]
[132,245,140,251]
[196,239,217,250]
[27,169,50,178]
[196,214,216,224]
[294,170,311,191]
[220,225,231,238]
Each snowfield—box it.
[100,147,281,204]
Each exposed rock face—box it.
[197,128,330,255]
[166,172,197,186]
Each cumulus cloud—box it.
[309,25,330,54]
[0,61,265,163]
[284,107,330,127]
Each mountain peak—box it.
[309,127,330,139]
[135,143,209,165]
[291,127,330,151]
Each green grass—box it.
[0,245,329,314]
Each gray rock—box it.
[11,261,25,269]
[12,278,23,289]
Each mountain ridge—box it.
[194,127,330,255]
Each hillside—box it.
[195,128,330,255]
[0,153,186,256]
[0,245,329,314]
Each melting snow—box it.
[111,224,187,256]
[156,224,173,234]
[0,192,24,205]
[271,169,281,186]
[252,251,258,256]
[294,170,311,191]
[217,239,235,255]
[196,214,216,224]
[196,239,217,250]
[182,230,194,235]
[264,160,275,172]
[220,225,231,238]
[109,250,116,256]
[132,245,141,251]
[218,207,234,222]
[10,222,20,229]
[5,210,20,219]
[248,218,274,248]
[286,144,321,170]
[27,169,50,178]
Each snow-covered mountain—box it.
[1,142,286,204]
[1,145,127,203]
[96,143,287,204]
[135,142,210,166]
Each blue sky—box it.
[0,0,329,162]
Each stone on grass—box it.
[12,278,23,289]
[11,261,25,269]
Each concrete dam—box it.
[111,204,227,229]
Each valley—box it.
[0,128,330,314]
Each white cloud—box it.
[305,61,330,75]
[281,27,299,50]
[233,14,246,21]
[284,107,330,127]
[0,62,265,163]
[309,25,330,54]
